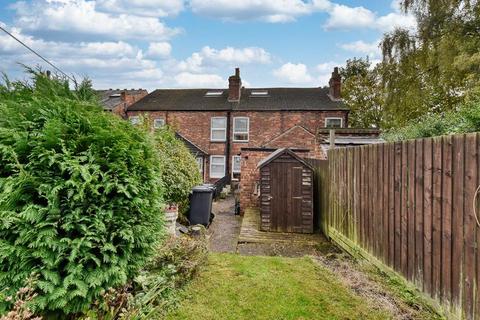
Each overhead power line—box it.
[0,25,75,82]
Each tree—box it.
[340,58,385,128]
[377,1,480,128]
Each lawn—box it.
[166,253,390,320]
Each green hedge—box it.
[0,72,164,315]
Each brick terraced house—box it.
[127,67,347,180]
[97,89,148,118]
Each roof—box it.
[317,128,380,136]
[257,148,314,170]
[96,89,147,110]
[321,136,385,145]
[127,87,346,112]
[175,132,208,156]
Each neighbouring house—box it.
[97,89,148,118]
[126,67,348,190]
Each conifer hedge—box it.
[0,72,164,315]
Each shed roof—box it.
[257,148,314,170]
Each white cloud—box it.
[97,0,184,17]
[177,46,271,72]
[339,40,381,58]
[177,52,204,73]
[188,0,415,32]
[323,2,416,32]
[200,46,271,64]
[174,72,226,88]
[375,12,417,32]
[147,42,172,58]
[189,0,332,23]
[324,4,375,30]
[0,25,166,89]
[273,63,313,84]
[11,0,180,41]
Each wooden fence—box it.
[318,133,480,319]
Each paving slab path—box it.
[207,196,241,253]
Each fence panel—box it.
[321,132,480,319]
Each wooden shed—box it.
[257,148,314,233]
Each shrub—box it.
[382,88,480,141]
[0,70,164,315]
[84,231,208,319]
[153,127,202,215]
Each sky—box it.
[0,0,416,91]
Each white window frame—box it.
[129,116,140,125]
[232,155,241,174]
[209,155,226,179]
[196,156,203,174]
[210,117,227,142]
[153,118,165,129]
[325,117,343,128]
[233,117,249,142]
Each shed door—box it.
[270,162,305,233]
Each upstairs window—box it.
[210,156,226,178]
[325,117,343,128]
[153,118,165,129]
[211,117,227,141]
[233,117,249,142]
[129,116,140,125]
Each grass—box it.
[166,253,390,320]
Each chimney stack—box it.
[228,67,242,102]
[329,67,341,100]
[120,90,127,101]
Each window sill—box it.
[232,140,249,143]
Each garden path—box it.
[207,196,241,253]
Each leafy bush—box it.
[133,117,202,217]
[152,126,202,215]
[0,70,164,315]
[383,88,480,141]
[84,231,208,319]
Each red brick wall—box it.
[229,110,347,155]
[126,110,345,181]
[239,150,271,213]
[264,125,326,160]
